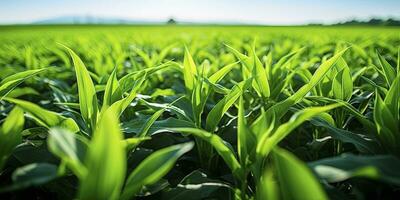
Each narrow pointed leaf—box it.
[3,98,79,133]
[48,128,88,179]
[377,51,396,86]
[0,107,24,170]
[102,67,120,108]
[258,104,341,157]
[309,154,400,185]
[209,62,238,84]
[205,79,251,132]
[183,47,197,94]
[273,147,328,200]
[170,127,242,177]
[238,96,257,166]
[108,72,146,116]
[384,75,400,122]
[0,68,47,99]
[252,48,270,98]
[78,109,126,200]
[332,67,353,101]
[121,142,193,200]
[61,44,98,130]
[266,48,348,121]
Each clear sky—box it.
[0,0,399,25]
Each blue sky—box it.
[0,0,399,24]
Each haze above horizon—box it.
[1,0,399,25]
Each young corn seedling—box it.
[47,107,194,200]
[170,48,349,199]
[61,44,173,135]
[177,46,251,171]
[0,45,193,199]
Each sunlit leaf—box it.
[78,108,126,200]
[273,147,328,200]
[121,142,194,200]
[61,44,98,131]
[3,98,79,133]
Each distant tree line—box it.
[308,18,400,26]
[334,18,400,26]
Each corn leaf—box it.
[384,75,400,122]
[205,79,251,132]
[309,154,400,185]
[332,67,353,101]
[273,147,328,200]
[251,47,270,98]
[183,47,197,95]
[48,128,88,179]
[266,48,348,121]
[61,44,98,131]
[0,163,58,192]
[0,107,24,170]
[78,108,126,200]
[0,68,47,99]
[3,98,79,133]
[225,44,252,68]
[169,127,242,177]
[377,51,396,87]
[118,62,172,95]
[374,91,398,153]
[107,72,146,116]
[121,142,193,200]
[208,62,238,84]
[258,104,341,157]
[257,168,279,200]
[138,108,166,138]
[102,67,120,109]
[238,96,257,166]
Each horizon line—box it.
[1,14,400,26]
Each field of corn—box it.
[0,25,399,199]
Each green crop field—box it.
[0,25,400,199]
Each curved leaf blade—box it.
[61,44,98,131]
[78,108,126,200]
[121,142,194,200]
[273,147,328,200]
[3,98,79,133]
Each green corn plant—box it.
[179,47,251,170]
[0,107,24,170]
[61,45,172,134]
[47,107,194,200]
[330,56,354,154]
[376,51,397,87]
[61,44,99,132]
[182,47,245,127]
[332,59,353,102]
[373,74,400,155]
[172,47,347,195]
[226,42,305,101]
[2,97,79,133]
[0,68,47,100]
[132,43,177,68]
[257,147,329,200]
[169,48,348,198]
[172,102,341,199]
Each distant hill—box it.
[31,16,400,26]
[33,16,162,24]
[31,16,245,25]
